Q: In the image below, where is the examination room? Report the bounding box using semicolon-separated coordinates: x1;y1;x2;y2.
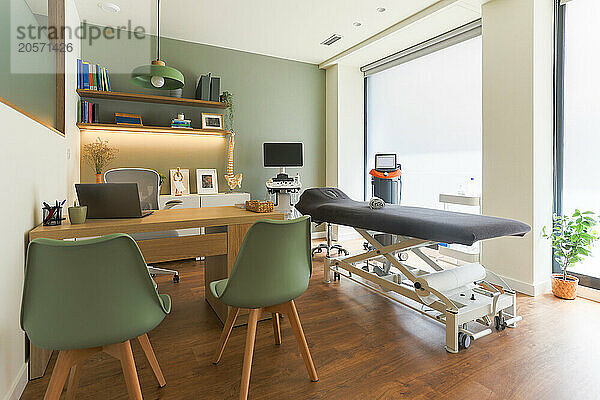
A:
2;0;600;399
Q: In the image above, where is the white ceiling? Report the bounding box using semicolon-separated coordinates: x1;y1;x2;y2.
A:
25;0;485;66
322;0;482;68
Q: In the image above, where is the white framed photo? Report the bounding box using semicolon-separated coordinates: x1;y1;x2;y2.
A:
201;113;224;130
196;169;219;194
170;168;190;196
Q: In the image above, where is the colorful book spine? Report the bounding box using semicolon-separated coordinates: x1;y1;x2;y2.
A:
82;62;89;89
77;59;82;89
78;61;111;92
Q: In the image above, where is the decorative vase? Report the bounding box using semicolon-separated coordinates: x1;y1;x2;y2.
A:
68;206;87;224
551;273;579;300
95;173;102;183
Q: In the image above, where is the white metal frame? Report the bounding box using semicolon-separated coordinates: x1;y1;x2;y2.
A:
324;228;522;353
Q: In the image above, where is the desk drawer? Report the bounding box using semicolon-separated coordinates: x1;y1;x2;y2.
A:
136;232;227;263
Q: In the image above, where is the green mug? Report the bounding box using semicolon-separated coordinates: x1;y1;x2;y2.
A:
68;206;87;224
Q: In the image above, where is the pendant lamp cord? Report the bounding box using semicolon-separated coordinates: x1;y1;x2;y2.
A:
156;0;161;61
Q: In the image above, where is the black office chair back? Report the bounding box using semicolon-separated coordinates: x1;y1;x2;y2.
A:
104;168;160;210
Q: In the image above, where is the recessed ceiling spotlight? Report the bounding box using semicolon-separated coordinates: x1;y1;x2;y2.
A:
377;7;386;12
353;21;362;27
98;2;120;13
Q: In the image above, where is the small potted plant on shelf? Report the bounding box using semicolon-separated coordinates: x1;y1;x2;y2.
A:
82;137;118;183
543;210;599;299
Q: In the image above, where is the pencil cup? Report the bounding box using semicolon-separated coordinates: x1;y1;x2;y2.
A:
68;206;87;224
42;206;63;226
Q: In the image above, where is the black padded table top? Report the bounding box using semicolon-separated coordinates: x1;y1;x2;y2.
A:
295;188;531;246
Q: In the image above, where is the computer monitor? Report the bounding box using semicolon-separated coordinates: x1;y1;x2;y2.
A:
263;142;303;168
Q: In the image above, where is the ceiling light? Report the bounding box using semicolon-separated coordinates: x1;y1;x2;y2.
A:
130;0;185;90
377;7;386;12
98;2;120;13
353;22;362;27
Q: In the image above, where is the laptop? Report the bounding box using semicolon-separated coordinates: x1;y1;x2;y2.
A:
75;183;154;219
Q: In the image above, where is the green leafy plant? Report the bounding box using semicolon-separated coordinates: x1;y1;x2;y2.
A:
159;173;167;187
82;137;118;174
543;210;600;281
222;91;235;132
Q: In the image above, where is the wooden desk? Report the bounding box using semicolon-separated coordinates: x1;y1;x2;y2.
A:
28;206;284;379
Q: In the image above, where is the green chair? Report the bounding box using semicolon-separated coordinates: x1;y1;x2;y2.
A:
21;233;171;400
211;216;318;400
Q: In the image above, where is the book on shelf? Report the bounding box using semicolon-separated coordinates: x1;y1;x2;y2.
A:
77;59;112;91
171;117;192;128
78;100;99;124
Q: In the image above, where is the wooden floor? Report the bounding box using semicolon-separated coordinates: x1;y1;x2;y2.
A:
20;241;600;399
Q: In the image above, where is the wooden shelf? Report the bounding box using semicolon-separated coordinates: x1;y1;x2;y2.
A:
76;89;229;109
77;123;230;137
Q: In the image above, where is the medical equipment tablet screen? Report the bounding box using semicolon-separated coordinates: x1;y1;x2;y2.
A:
263;142;303;167
375;154;397;170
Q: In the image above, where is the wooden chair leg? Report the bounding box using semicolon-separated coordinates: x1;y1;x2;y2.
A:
115;341;143;400
214;307;240;364
285;300;319;382
44;351;76;400
137;333;166;387
240;309;261;400
44;348;99;400
65;363;82;400
272;313;282;345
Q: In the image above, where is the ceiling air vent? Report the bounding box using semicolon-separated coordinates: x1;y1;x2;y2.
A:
320;34;342;46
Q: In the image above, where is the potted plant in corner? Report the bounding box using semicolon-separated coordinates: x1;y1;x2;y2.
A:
82;137;118;183
543;210;599;299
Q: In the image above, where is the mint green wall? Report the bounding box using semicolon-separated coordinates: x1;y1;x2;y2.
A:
0;0;55;127
81;26;326;200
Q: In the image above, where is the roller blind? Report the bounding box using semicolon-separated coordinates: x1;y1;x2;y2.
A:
361;19;481;76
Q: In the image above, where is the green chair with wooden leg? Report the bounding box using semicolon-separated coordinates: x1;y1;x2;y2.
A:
21;233;171;400
210;216;318;400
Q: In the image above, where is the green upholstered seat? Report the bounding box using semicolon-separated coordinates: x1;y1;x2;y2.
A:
21;233;171;351
210;216;312;309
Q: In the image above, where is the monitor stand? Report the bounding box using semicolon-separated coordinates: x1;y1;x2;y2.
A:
273;168;293;182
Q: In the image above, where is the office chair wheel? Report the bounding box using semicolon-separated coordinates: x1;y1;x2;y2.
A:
458;332;471;349
398;252;408;261
173;275;180;283
333;272;340;281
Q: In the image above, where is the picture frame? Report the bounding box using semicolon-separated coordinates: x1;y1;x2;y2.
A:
170;167;190;196
201;113;224;130
196;169;219;194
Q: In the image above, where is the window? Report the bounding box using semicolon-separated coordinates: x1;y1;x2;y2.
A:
365;33;482;208
556;0;600;287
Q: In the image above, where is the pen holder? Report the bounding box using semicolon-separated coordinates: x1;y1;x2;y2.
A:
43;206;63;226
68;206;87;224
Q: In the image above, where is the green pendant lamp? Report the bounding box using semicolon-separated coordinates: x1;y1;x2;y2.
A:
131;0;184;90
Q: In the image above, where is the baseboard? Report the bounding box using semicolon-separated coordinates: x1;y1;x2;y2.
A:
311;231;326;239
3;363;27;400
337;230;361;241
497;275;551;296
578;285;600;303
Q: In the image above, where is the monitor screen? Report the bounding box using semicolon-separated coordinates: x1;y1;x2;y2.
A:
263;142;303;167
375;154;397;170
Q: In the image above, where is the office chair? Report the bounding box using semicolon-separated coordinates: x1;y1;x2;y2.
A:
311;222;349;257
210;216;318;400
104;168;182;282
21;234;171;400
